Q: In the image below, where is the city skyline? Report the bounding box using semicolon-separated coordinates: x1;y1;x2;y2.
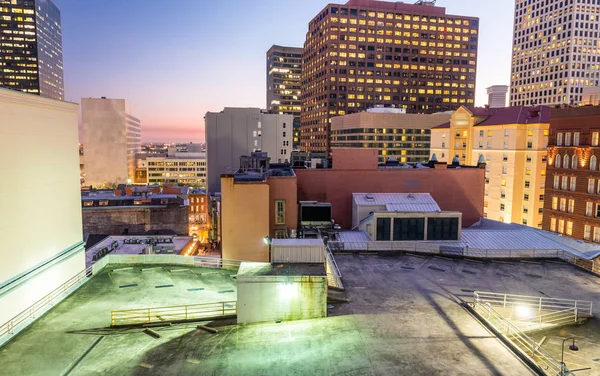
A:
55;0;515;142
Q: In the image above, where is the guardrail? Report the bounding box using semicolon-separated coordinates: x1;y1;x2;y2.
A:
1;254;243;348
111;301;237;327
327;241;600;277
474;291;593;319
0;265;95;347
325;247;344;290
473;297;575;376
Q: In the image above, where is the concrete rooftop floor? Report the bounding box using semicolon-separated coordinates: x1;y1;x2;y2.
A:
1;255;599;375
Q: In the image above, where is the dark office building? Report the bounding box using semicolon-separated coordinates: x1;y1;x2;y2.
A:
267;45;303;149
301;0;479;154
0;0;64;100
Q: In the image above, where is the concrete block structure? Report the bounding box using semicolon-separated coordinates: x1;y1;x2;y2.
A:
0;88;84;331
236;262;327;324
205;108;293;193
486;85;508;108
81;98;141;187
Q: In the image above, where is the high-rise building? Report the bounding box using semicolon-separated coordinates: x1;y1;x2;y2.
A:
486;85;508;108
267;45;302;150
81;98;141;187
430;106;550;227
330;108;451;163
301;0;479;154
543;105;600;242
0;88;84;339
0;0;64;100
205;107;293;193
509;0;600;107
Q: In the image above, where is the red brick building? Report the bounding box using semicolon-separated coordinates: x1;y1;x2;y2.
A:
301;0;479;153
543;105;600;242
295;149;484;228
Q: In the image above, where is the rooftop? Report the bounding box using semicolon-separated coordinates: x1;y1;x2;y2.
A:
3;255;599;375
271;239;324;247
237;262;327;278
353;192;442;212
433;106;551;129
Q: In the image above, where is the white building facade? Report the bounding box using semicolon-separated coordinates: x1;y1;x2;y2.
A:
81;98;141;187
0;88;85;344
510;0;600;106
141;151;207;187
205;107;293;193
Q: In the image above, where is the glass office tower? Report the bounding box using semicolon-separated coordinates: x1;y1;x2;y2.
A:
0;0;64;100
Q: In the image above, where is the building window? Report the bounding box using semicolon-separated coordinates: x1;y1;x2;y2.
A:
572;155;578;169
570;177;576;192
504;129;510;137
566;221;573;236
558;219;565;234
573;132;580;146
550;217;557;232
479;130;484;137
487;141;491;149
555;154;561;168
275;229;287;239
593;132;600;147
594;227;600;243
502;166;508;174
552;197;558;210
596;203;600;218
275;200;285;224
523;207;528;214
376;217;392;241
557;133;563;146
527;141;533;149
562;176;568;191
522;219;528;225
591;155;597;171
525;181;531;189
568;199;575;214
503;141;509;149
524;194;529;201
503;154;508;162
501;179;506;187
560;198;567;212
500;204;505;211
589;179;595;194
587;202;593;217
584;225;592;240
539;195;544;201
563;154;570;169
553;176;559;189
565;133;572;146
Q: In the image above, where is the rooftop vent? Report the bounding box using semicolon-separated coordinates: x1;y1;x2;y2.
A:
407;194;415;199
365;194;374;200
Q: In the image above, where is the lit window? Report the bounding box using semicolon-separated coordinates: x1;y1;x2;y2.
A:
275;200;285;225
584;225;591;240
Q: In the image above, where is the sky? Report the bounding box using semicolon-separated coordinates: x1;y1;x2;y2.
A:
53;0;515;143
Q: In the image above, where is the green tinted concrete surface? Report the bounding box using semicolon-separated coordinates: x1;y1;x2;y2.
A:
3;255;599;375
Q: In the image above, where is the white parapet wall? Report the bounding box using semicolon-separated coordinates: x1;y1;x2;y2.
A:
0;89;85;331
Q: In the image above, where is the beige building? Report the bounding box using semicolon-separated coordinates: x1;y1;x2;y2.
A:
81;98;141;187
431;106;550;227
0;88;84;339
139;151;207;187
330;109;452;163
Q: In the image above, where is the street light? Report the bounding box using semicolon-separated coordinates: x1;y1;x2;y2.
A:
560;337;579;376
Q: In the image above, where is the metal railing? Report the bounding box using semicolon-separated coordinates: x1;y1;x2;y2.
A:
473;297;575;376
111;301;237;327
325;246;344;290
327;241;600;277
1;254;242;347
0;265;95;345
473;292;593;318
